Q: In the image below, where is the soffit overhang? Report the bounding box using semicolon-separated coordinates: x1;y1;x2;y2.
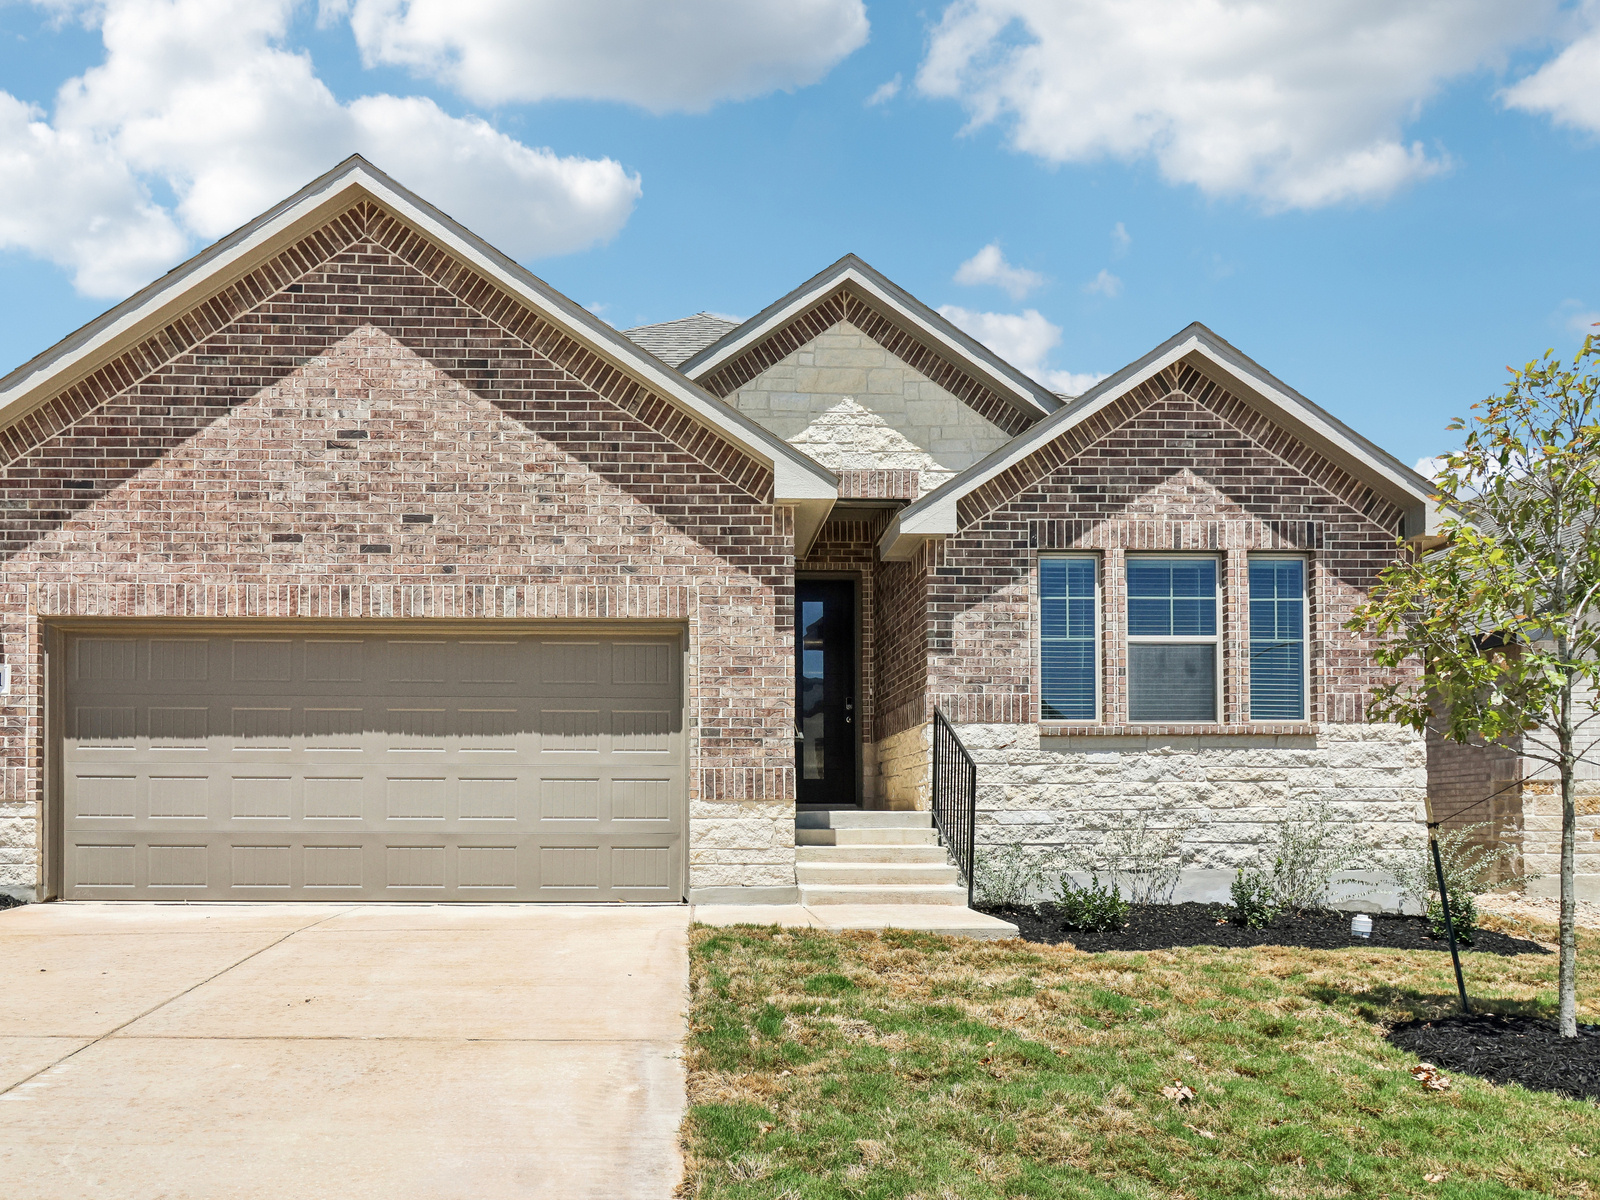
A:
878;322;1450;561
0;155;838;541
679;254;1064;426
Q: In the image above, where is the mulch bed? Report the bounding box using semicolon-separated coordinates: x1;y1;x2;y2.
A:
1388;1014;1600;1102
0;894;20;912
977;900;1550;957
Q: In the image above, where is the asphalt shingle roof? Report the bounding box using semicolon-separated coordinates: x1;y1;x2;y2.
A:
621;312;740;368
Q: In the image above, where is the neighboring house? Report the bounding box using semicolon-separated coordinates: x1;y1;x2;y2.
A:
1427;674;1600;900
0;157;1443;907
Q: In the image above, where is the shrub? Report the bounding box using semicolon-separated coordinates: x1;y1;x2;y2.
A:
1247;798;1375;914
1229;866;1279;928
1387;822;1529;937
1427;891;1480;946
1100;814;1196;905
1056;870;1130;932
971;841;1047;906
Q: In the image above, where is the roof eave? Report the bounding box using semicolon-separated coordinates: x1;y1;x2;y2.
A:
680;254;1063;422
0;155;837;505
879;322;1444;557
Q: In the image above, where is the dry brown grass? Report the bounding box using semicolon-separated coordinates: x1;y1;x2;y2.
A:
681;924;1600;1199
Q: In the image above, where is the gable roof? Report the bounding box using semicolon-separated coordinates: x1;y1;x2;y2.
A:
678;254;1063;428
0;155;838;547
622;312;740;367
878;321;1447;560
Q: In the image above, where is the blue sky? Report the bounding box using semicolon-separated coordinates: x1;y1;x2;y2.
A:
3;1;1599;470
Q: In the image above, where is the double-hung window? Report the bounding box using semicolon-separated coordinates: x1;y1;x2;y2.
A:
1039;556;1098;721
1126;557;1219;722
1248;557;1306;720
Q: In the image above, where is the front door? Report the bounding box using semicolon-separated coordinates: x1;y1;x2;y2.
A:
795;579;858;806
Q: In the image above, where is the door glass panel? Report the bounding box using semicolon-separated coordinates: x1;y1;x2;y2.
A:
795;581;857;805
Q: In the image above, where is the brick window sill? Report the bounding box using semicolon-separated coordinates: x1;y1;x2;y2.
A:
1040;722;1316;738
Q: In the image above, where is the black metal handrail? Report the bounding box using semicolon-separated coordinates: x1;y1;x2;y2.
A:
931;707;978;905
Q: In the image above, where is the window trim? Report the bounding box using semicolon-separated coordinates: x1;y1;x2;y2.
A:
1124;552;1223;724
1246;553;1310;723
1037;552;1101;725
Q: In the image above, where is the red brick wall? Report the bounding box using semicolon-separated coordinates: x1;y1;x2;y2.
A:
873;541;931;741
925;364;1410;728
0;203;797;881
799;516;881;749
1426;718;1524;877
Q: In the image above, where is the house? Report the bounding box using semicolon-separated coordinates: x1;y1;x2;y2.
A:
0;157;1439;907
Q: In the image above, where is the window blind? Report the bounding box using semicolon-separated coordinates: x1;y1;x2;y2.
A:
1128;644;1217;721
1249;559;1306;720
1126;558;1218;722
1040;557;1096;720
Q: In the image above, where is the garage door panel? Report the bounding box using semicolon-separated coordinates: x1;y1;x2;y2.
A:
61;631;684;901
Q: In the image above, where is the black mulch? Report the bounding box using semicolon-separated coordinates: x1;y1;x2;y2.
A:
1388;1014;1600;1102
977;900;1551;957
0;893;20;912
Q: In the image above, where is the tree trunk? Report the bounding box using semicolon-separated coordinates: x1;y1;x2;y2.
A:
1560;712;1578;1038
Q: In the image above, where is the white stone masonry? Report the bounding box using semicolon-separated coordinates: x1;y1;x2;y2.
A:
732;320;1010;494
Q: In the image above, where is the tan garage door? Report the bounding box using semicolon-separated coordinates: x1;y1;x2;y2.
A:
60;630;684;900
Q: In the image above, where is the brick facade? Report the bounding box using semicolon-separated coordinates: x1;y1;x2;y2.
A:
0;201;798;896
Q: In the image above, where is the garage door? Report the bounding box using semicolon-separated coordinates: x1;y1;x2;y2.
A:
59;630;684;900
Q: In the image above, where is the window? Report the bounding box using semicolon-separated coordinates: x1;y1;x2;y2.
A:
1249;557;1306;720
1126;557;1218;722
1039;556;1098;721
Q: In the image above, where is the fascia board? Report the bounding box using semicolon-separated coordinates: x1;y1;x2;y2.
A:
877;492;957;561
682;259;1060;419
0;164;376;431
881;323;1444;557
0;156;836;504
323;167;837;500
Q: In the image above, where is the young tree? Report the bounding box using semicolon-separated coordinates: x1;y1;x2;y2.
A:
1351;341;1600;1036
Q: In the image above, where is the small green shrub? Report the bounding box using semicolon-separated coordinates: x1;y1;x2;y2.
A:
1229;866;1279;928
1056;870;1130;932
1427;891;1479;946
972;841;1047;906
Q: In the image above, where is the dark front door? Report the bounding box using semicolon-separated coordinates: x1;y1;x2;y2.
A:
796;579;858;806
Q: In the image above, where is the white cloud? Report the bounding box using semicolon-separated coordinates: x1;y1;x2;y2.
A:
1082;268;1121;298
953;242;1044;300
347;0;869;113
916;0;1555;210
1414;455;1447;480
1503;6;1600;131
866;74;902;107
1111;222;1130;255
1557;299;1600;337
3;0;642;297
938;302;1104;395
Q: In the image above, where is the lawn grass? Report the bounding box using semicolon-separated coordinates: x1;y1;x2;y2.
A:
680;916;1600;1199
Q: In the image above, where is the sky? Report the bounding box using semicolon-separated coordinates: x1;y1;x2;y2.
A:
3;1;1600;472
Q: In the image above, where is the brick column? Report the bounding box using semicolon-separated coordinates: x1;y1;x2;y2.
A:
1223;548;1248;724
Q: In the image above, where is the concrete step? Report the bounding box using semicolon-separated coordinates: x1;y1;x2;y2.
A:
795;810;933;830
799;883;971;906
795;827;940;847
795;844;949;864
795;861;962;887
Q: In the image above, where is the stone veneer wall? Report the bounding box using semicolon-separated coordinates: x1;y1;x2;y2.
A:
728;320;1010;495
0;201;797;900
877;722;931;811
959;722;1427;906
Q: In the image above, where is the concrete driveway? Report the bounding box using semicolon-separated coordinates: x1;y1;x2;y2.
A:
0;903;689;1200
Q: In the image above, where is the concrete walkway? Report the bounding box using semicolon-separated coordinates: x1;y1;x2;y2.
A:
0;903;689;1200
692;903;1018;938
